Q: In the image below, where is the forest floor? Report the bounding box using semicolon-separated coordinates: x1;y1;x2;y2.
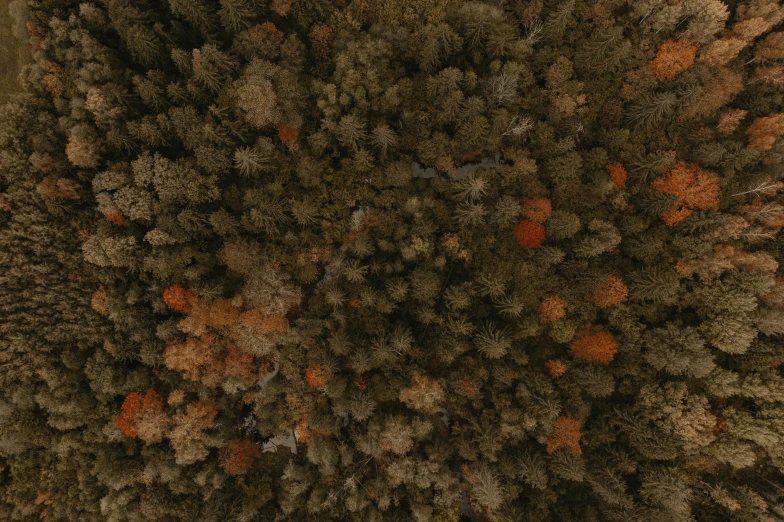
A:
0;0;30;103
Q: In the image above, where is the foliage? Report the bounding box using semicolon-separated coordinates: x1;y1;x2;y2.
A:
3;0;784;521
649;162;721;225
570;327;619;364
513;219;546;248
648;38;699;81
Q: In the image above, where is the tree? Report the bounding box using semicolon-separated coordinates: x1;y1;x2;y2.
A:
522;197;552;224
378;416;414;455
539;294;567;323
606;162;627;191
473;323;512;359
639;467;693;516
168;397;220;465
36;176;80;201
467;461;504;512
309;23;334;60
218;0;255;33
168;0;215;33
235;60;282;128
648;38;699;81
643;323;715;378
570;327;619;364
546;359;567;378
755;31;784;62
546;416;582;455
65;135;100;168
514;219;546;248
117;389;170;444
399;374;444;413
593;273;628;308
649;162;721;225
747;113;784;151
717;109;747;135
305;364;331;388
219;438;257;475
163;284;197;312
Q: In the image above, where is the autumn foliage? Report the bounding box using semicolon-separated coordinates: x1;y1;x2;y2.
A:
570;327;619;364
545;359;567;379
42;74;62;97
104;212;126;226
605;163;627;191
163;285;196;312
117;392;143;438
522;197;552;224
649;162;721;225
593;273;628;308
717;109;747;135
278;124;298;144
309;23;334;59
36;176;80;201
460;378;479;397
648;38;699;81
219;438;257;475
90;286;110;316
747;113;784;152
270;0;292;16
117;389;169;443
513;220;546;249
295;415;324;443
305;364;331;388
539;294;567;324
546;416;583;455
161;284;291;388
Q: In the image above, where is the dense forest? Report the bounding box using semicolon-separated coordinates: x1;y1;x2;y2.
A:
2;0;784;520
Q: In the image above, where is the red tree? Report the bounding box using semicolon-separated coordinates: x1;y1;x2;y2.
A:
117;389;169;443
278;124;298;145
513;220;546;249
219;438;257;475
545;359;567;379
546;416;583;455
305;364;331;388
163;285;197;312
570;327;619;364
606;162;627;191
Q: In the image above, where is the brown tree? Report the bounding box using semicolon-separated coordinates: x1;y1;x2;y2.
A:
399;374;444;413
570;326;619;364
747;113;784;151
649;38;699;81
593;273;628;308
539;294;567;324
546;416;582;455
65;136;100;168
649;162;721;225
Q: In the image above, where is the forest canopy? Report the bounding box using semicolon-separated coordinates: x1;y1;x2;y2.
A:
2;0;784;521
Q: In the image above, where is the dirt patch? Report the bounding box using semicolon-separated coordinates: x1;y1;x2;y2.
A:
0;0;31;102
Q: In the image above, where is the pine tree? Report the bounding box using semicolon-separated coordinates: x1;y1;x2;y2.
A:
218;0;255;33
